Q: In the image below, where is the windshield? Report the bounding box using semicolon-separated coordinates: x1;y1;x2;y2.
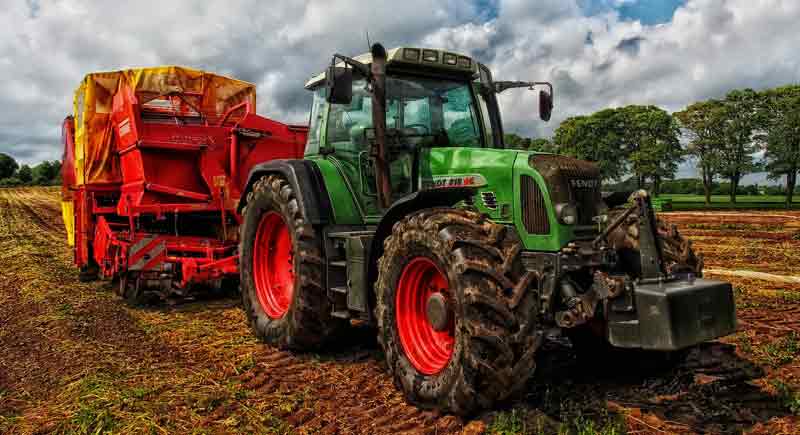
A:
326;75;482;148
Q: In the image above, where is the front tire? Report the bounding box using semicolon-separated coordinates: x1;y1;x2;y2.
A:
240;174;343;350
376;208;541;415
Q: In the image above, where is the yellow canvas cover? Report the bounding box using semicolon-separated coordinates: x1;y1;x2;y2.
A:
61;200;75;246
71;66;256;185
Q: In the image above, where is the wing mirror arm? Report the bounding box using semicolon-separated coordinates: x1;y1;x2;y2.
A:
493;81;554;121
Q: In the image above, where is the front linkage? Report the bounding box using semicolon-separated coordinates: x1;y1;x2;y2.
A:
545;190;736;351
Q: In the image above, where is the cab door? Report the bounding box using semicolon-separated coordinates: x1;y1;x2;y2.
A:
323;79;384;221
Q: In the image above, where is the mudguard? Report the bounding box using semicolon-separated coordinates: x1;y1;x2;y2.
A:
238;160;333;225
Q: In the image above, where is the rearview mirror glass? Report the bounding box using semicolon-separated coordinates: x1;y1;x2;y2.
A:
326;66;353;105
539;90;553;121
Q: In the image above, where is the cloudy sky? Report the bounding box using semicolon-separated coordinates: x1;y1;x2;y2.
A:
1;0;799;180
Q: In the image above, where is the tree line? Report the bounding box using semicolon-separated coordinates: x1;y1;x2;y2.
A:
508;84;800;206
0;153;62;187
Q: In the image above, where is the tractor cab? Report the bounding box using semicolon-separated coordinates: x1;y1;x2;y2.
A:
302;46;563;231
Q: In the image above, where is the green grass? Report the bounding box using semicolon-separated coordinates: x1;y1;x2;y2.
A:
487;408;626;435
656;194;800;210
737;331;800;367
771;379;800;415
487;409;524;435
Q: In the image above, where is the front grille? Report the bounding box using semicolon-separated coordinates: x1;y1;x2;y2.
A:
529;154;602;226
521;175;550;234
480;191;497;209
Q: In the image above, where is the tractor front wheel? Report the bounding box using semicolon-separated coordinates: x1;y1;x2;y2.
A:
239;174;343;350
376;208;540;415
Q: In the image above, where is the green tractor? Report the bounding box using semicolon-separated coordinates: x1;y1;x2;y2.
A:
237;44;736;415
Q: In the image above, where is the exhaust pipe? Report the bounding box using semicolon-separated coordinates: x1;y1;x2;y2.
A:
369;43;392;209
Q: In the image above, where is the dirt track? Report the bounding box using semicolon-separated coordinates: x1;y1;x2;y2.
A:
1;187;799;434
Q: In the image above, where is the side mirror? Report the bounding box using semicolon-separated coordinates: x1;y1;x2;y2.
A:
539;90;553;121
326;66;353;105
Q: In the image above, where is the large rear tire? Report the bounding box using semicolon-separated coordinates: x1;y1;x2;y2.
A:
240;174;343;350
376;208;540;415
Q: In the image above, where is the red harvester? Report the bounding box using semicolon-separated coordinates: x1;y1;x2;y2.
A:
61;66;307;301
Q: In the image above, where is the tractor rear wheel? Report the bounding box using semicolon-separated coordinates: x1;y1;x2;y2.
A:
376;208;540;415
239;174;343;350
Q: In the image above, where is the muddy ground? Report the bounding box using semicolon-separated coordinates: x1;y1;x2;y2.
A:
0;187;798;434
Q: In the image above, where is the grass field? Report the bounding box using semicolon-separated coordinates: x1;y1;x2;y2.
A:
657;194;800;210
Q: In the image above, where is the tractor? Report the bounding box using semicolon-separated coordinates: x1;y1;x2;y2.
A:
236;44;737;414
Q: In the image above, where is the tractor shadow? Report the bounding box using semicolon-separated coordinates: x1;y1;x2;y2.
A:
524;338;790;434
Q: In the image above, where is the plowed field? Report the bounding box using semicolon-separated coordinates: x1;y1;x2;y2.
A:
1;187;799;434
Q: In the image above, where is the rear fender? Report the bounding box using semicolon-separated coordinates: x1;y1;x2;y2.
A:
237;160;332;225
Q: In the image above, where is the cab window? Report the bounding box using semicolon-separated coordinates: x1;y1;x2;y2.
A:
305;87;327;154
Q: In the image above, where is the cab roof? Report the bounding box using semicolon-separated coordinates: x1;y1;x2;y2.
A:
305;47;479;89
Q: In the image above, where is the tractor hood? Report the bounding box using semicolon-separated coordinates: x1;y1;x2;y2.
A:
420;147;605;251
420;147;521;222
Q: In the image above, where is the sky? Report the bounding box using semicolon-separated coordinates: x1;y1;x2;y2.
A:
1;0;799;182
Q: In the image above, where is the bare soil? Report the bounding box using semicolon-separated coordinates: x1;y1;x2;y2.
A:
0;188;798;434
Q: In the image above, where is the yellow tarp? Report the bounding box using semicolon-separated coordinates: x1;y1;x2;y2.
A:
61;200;75;247
72;66;257;186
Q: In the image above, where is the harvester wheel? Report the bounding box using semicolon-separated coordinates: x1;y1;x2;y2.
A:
240;174;343;350
78;263;100;282
117;272;148;306
376;208;540;415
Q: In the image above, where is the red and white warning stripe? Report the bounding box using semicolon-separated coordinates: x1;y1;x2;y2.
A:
127;236;166;271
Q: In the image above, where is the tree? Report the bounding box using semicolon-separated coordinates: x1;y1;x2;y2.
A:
503;133;530;149
553;106;683;189
32;160;61;185
620;105;683;196
553;109;630;180
674;100;727;205
0;153;18;179
758;85;800;206
17;164;33;184
718;89;761;203
529;138;557;152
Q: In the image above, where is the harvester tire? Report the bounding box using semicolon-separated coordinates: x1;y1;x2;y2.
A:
78;263;100;283
117;272;149;306
239;174;343;350
376;208;541;415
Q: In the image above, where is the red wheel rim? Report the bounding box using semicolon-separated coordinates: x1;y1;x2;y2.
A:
395;257;454;375
253;211;294;319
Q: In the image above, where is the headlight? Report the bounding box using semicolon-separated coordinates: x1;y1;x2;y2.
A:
555;203;578;225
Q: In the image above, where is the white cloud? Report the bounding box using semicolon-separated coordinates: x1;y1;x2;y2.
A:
484;0;800;139
0;0;798;169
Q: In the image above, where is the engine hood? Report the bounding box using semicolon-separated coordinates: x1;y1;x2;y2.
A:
420;147;528;222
